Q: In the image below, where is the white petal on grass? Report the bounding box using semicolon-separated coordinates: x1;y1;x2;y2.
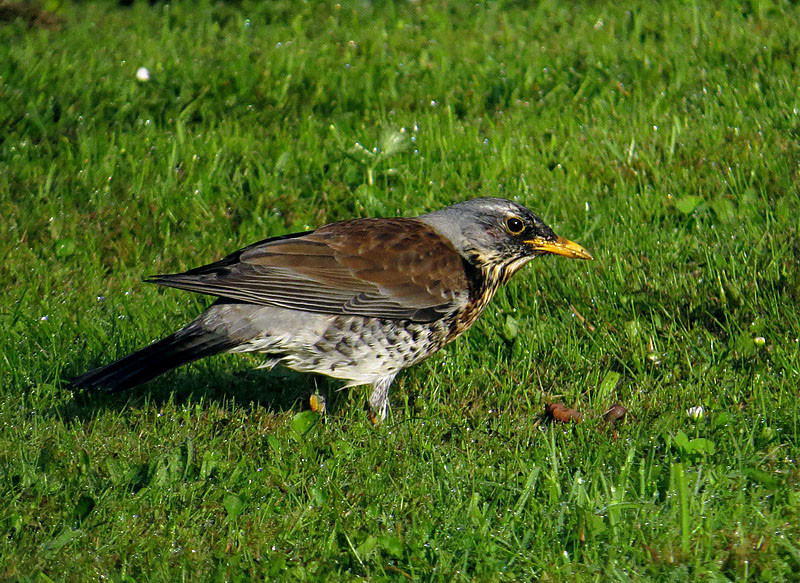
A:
136;67;151;81
687;406;705;421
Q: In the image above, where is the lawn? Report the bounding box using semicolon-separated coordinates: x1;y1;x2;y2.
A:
1;0;799;580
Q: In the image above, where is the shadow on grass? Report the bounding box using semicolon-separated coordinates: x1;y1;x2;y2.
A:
57;362;343;423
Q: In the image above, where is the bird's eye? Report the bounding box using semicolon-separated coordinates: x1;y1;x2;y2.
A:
505;217;525;235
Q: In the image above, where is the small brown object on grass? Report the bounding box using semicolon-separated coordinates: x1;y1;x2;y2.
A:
0;1;61;29
603;403;628;424
545;402;584;423
309;393;326;414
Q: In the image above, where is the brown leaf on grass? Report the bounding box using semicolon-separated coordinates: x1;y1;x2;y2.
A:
545;402;584;423
603;403;628;424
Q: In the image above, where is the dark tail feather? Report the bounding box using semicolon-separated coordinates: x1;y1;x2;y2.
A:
71;327;237;393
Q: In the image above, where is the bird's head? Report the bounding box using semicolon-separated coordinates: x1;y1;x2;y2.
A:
419;197;592;278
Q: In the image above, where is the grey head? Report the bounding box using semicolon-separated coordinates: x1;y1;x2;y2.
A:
418;197;592;272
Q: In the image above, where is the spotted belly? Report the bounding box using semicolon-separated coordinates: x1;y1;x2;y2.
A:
271;315;446;385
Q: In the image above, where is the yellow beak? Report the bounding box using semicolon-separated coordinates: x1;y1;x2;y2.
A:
525;235;593;260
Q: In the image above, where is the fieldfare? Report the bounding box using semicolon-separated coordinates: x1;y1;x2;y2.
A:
72;197;592;421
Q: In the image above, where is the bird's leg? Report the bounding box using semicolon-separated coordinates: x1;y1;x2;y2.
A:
367;374;397;424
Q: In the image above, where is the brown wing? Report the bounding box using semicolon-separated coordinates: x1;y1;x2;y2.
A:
146;218;468;322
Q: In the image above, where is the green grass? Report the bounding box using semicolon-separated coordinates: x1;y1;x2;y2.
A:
2;0;800;580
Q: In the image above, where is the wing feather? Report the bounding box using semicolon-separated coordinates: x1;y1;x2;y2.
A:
146;218;468;322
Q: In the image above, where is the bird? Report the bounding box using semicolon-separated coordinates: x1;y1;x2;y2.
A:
71;197;592;421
